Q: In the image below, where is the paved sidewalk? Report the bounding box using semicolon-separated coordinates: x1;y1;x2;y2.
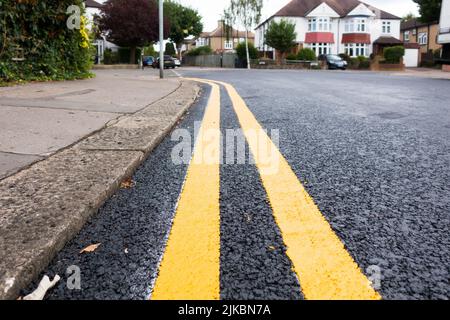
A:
0;69;199;299
391;67;450;80
0;69;180;179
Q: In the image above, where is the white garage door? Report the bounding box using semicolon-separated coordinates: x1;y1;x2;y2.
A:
404;48;419;67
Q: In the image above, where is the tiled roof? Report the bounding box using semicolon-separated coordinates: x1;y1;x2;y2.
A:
373;36;403;44
401;18;439;31
202;24;255;39
257;0;400;28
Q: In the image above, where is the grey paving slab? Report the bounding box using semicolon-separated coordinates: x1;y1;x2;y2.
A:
0;105;118;155
0;152;43;179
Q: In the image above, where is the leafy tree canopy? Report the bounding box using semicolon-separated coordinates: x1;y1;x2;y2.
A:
264;19;297;55
402;12;417;22
413;0;441;23
99;0;170;63
164;1;203;49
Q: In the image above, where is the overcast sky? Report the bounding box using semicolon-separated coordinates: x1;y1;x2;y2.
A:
177;0;419;31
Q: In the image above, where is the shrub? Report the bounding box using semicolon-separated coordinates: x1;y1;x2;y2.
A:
286;53;298;60
357;55;368;62
297;48;316;61
236;42;259;61
165;42;176;56
103;49;119;65
186;46;213;56
0;0;93;84
349;58;360;68
383;46;405;64
358;60;371;69
339;53;351;63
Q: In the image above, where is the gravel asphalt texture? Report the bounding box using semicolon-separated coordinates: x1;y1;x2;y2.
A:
25;69;449;300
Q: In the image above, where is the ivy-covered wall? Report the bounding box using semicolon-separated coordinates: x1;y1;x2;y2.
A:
0;0;93;83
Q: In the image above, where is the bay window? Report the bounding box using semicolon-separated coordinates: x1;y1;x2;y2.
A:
344;43;369;57
308;43;332;56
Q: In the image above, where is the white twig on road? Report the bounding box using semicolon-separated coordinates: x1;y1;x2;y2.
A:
23;275;61;300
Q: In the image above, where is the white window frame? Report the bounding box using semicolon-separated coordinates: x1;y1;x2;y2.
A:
308;17;332;32
404;31;410;41
344;43;369;57
418;32;428;45
196;37;206;47
382;21;391;34
345;18;368;33
224;40;233;50
308;18;317;32
308;43;332;56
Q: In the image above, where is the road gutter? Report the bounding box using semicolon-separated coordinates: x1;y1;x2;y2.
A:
0;80;200;300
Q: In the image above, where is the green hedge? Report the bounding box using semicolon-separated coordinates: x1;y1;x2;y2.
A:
186;46;213;56
236;42;259;61
383;46;405;64
297;48;316;61
0;0;93;84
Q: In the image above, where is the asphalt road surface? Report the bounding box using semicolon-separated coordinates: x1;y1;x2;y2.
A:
26;69;450;300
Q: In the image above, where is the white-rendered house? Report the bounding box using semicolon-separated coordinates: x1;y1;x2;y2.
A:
84;0;119;63
255;0;402;59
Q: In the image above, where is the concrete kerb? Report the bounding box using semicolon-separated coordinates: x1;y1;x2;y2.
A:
0;80;200;300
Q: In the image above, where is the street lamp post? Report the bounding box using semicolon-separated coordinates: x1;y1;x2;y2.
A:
159;0;164;79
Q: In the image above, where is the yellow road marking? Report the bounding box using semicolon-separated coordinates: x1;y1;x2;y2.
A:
203;78;381;300
151;82;221;300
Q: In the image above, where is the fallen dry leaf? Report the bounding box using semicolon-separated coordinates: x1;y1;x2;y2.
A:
120;177;134;189
80;243;101;254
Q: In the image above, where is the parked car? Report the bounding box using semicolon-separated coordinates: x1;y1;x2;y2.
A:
142;56;155;68
152;55;176;69
319;54;347;70
173;58;181;67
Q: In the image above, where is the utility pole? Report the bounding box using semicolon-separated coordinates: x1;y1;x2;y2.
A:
159;0;164;79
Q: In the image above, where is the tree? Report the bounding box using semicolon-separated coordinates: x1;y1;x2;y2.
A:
236;42;258;61
402;13;417;22
165;42;176;56
264;19;297;64
224;0;264;69
164;1;203;58
99;0;170;64
413;0;441;23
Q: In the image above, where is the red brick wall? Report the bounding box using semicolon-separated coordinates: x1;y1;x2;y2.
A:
443;64;450;72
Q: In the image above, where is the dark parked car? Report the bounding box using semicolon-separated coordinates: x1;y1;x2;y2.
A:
152;55;176;69
319;54;347;70
142;56;155;68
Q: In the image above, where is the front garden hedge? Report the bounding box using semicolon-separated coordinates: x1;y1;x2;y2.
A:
0;0;93;84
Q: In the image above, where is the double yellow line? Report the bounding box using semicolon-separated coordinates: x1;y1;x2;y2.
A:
151;78;381;300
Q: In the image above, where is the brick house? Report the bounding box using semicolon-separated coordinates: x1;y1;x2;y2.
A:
400;18;441;65
255;0;401;59
193;20;255;53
